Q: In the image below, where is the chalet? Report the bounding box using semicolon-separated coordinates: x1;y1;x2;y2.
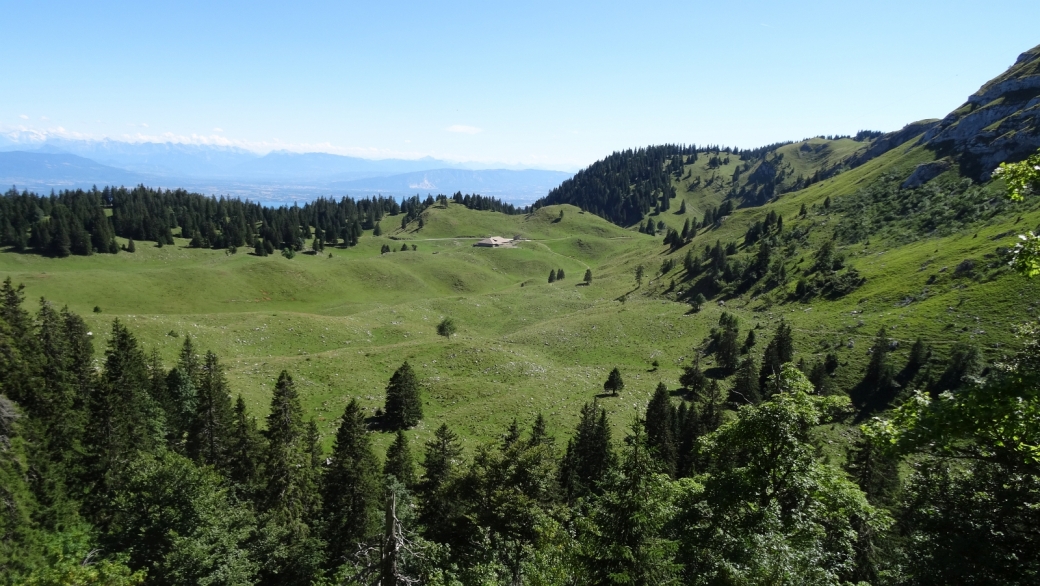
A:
474;237;513;248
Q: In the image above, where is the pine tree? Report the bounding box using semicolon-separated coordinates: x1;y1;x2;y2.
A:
126;238;136;253
322;398;382;565
384;430;415;488
548;269;557;283
603;367;624;396
557;268;565;280
583;269;593;284
645;383;677;476
373;222;382;236
384;361;423;430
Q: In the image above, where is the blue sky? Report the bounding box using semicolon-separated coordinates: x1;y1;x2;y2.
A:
2;0;1039;170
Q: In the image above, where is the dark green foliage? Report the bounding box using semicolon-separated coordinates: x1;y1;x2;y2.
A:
548;269;557;283
187;351;236;473
679;354;706;394
322;399;382;566
436;316;457;338
228;395;264;499
603;366;624;396
534;145;692;226
930;341;983;395
418;423;464;544
730;356;761;405
84;320;164;512
645;383;677;476
758;320;794;394
560;401;615;502
678;366;883;583
854;327;896;413
583;268;593;283
261;371;320;521
575;421;679;585
106;450;258;585
384;430;415;488
384;361;423;429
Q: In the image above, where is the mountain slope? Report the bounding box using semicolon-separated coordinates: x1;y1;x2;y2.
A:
0;151;151;187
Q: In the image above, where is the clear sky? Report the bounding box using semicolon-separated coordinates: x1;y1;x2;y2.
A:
2;0;1039;170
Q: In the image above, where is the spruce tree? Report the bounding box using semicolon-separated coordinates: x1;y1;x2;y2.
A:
731;355;761;405
188;351;235;473
548;269;557;283
261;371;320;521
559;401;614;501
856;327;895;411
384;430;415;488
84;319;163;508
228;395;264;499
384;361;423;430
557;268;565;280
679;354;706;395
758;320;794;394
603;367;624;396
583;269;593;284
418;423;463;542
645;383;677;476
322;399;382;565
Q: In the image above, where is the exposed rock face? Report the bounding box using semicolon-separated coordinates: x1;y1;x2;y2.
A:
846;119;941;169
919;44;1040;179
901;158;953;189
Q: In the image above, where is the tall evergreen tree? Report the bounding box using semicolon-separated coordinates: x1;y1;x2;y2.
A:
228;395;264;499
759;319;794;394
384;430;416;488
603;367;624;396
730;355;761;405
322;399;382;567
257;371;324;585
84;319;164;517
645;383;677;477
856;327;895;412
384;361;423;430
559;401;615;501
187;351;235;472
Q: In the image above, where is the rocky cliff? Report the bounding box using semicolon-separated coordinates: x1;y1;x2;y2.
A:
919;44;1040;179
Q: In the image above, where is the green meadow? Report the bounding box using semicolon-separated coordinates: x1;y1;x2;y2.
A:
3;145;1038;460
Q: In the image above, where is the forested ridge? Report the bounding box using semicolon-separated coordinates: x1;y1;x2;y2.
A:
0;185;526;257
2;273;1038;585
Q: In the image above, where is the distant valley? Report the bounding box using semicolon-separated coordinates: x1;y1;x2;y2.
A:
0;139;573;205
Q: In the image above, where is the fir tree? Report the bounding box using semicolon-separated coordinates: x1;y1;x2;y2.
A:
384;361;423;430
187;351;236;472
583;269;593;284
758;320;794;394
679;354;706;395
228;395;264;499
548;269;557;283
556;268;565;280
603;367;624;396
731;355;761;405
384;430;415;488
261;371;320;521
322;399;382;565
645;383;677;476
559;401;615;501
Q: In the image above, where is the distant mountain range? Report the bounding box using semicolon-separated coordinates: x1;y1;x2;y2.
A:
0;138;572;205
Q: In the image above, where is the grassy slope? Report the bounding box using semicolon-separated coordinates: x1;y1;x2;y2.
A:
3;140;1037;460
